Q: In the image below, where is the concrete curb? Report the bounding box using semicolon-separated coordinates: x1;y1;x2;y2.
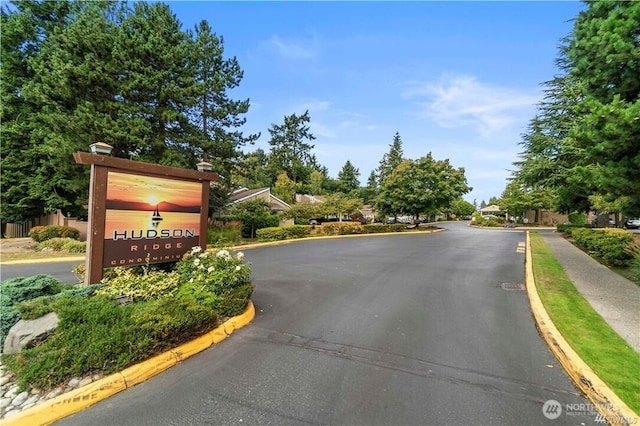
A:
3;300;255;426
525;232;638;425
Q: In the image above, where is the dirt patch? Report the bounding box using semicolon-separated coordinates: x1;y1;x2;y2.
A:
0;238;37;253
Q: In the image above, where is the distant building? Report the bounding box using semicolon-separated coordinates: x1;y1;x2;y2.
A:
225;187;291;213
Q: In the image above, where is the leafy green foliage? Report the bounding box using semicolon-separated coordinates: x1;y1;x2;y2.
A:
29;225;80;242
95;267;180;302
229;199;280;238
0;275;62;307
377;132;405;185
2;247;253;391
376;154;471;220
570;228;635;267
319;193;363;221
512;2;640;216
176;247;252;307
266;110;316;185
337;160;360;193
1;1;254;222
0;274;63;347
207;220;243;246
273;171;296;204
256;225;311;241
37;237;86;253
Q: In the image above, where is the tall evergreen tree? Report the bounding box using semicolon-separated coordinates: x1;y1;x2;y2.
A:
190;20;257;178
1;0;76;222
266;110;316;185
377;131;404;184
337;160;360;194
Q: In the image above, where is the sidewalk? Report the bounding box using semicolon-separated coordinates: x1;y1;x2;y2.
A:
540;232;640;352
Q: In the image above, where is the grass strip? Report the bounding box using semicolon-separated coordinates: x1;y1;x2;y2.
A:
530;232;640;414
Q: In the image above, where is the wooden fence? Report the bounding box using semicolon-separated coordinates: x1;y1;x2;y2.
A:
4;210;88;241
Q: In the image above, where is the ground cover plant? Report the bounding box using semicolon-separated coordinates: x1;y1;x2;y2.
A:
1;247;252;391
529;232;640;413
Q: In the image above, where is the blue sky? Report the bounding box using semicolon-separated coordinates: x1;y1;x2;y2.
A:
168;1;585;205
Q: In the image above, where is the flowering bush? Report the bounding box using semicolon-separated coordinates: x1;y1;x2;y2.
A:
175;247;252;308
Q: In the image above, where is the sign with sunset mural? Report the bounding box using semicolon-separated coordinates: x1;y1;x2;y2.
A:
74;150;217;284
104;171;202;267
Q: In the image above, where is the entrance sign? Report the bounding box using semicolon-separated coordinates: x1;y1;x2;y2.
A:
74;152;218;285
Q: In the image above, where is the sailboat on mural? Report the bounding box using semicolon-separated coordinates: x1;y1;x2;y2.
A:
152;204;163;222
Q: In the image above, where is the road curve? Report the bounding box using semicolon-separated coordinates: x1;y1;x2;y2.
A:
56;222;592;425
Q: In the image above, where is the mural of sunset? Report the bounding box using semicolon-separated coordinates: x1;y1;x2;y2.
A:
103;171;202;266
106;171;201;213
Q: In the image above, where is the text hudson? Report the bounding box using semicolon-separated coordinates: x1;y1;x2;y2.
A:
112;229;196;240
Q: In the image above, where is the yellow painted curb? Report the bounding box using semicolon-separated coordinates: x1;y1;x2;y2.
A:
2;373;127;426
209;325;229;344
120;351;178;388
172;333;215;362
525;232;638;425
0;256;85;265
3;300;255;426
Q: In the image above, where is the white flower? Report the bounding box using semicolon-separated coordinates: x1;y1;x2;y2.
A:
191;246;202;254
189;278;194;283
193;258;201;266
199;252;209;258
236;252;244;261
216;249;230;258
235;265;242;271
198;265;205;270
208;266;215;273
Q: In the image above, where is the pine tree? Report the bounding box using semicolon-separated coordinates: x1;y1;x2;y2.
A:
377;132;404;184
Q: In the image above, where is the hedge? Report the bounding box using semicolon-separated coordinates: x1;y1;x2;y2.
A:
29;225;80;242
256;225;311;241
570;228;635;267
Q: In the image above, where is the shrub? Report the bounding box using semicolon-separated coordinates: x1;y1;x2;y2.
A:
2;247;254;391
95;266;180;302
626;238;640;283
207;221;243;247
362;224;408;233
176;247;252;307
36;237;86;252
0;275;63;307
0;275;63;347
256;225;311;241
17;284;102;320
29;225;80;242
556;223;593;234
320;222;365;235
215;283;255;317
568;213;587;225
571;228;634;266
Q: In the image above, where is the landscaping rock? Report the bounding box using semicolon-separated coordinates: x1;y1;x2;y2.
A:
3;312;59;355
10;391;29;407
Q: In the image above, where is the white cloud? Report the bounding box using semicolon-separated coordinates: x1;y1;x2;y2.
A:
291;99;332;114
403;74;540;138
262;34;320;61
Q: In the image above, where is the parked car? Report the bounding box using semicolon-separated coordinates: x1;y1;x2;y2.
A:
625;218;640;229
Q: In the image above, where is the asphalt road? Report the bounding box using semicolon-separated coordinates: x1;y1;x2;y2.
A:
0;259;83;284
44;223;592;424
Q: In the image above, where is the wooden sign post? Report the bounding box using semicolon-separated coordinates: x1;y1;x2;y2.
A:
74;150;218;285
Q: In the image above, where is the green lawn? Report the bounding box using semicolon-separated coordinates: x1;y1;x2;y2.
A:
530;232;640;414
